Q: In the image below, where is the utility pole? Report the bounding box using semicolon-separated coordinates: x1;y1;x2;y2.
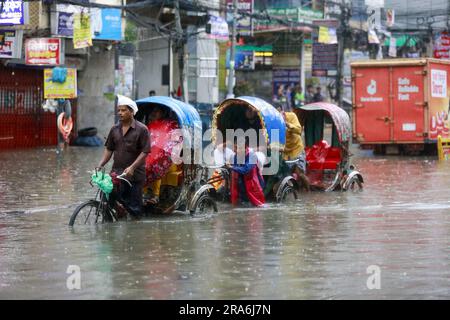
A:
335;1;350;108
226;0;238;98
174;0;188;102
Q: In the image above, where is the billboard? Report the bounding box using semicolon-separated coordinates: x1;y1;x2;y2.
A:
53;5;123;41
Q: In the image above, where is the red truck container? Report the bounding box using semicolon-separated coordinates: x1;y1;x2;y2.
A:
351;58;450;154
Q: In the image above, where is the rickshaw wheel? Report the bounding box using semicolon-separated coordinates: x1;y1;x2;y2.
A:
346;176;363;192
278;185;298;203
69;200;112;226
190;193;218;215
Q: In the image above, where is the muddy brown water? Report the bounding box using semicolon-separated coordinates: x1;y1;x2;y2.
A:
0;146;449;299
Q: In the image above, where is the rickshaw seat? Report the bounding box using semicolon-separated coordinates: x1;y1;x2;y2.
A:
306;141;341;170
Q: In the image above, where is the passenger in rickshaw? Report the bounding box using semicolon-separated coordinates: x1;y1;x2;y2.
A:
226;138;265;207
276;105;306;172
144;104;181;205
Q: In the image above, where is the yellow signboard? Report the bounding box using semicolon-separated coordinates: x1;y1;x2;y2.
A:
318;26;330;44
73;13;92;49
44;68;77;99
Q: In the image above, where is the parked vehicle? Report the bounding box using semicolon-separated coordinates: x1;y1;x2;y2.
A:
294;102;364;191
351;58;450;154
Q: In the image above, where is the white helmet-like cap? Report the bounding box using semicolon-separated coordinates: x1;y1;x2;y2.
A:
117;94;138;115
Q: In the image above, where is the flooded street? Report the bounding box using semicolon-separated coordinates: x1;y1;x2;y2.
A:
0;146;449;299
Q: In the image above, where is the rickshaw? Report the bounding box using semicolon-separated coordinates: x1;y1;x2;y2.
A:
135;96;218;215
294;102;364;191
189;96;300;206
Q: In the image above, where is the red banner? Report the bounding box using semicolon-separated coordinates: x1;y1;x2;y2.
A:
25;38;62;65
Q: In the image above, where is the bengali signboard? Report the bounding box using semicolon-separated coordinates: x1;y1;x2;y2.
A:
255;7;323;31
25;38;62;65
0;29;23;58
312;20;338;77
226;0;253;36
44;68;78;99
0;0;25;25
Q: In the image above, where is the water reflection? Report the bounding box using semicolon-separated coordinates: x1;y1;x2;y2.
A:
0;146;449;299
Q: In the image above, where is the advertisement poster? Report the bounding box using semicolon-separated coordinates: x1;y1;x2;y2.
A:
95;9;122;40
429;66;450;139
431;69;447;98
115;56;134;98
433;32;450;59
57;11;74;37
0;29;23;58
0;0;25;25
73;13;92;49
226;49;255;70
272;68;300;98
226;0;253;36
44;68;77;99
25;38;62;65
54;5;122;41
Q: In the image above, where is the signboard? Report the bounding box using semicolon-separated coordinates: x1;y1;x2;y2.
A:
0;29;23;59
95;9;122;40
226;49;254;70
226;0;253;36
54;5;123;41
255;7;322;31
0;0;25;25
312;20;338;77
207;15;229;41
44;68;78;99
25;38;62;65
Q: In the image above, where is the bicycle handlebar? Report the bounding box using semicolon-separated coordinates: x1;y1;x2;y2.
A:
116;173;132;187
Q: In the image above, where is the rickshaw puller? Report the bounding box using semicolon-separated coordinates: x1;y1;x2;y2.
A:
98;94;151;219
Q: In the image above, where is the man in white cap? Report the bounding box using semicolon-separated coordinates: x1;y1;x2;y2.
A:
97;94;151;219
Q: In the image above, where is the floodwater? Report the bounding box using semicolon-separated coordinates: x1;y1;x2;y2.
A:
0;146;449;299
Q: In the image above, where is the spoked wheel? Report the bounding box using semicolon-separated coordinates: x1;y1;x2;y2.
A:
278;184;298;203
69;200;112;226
346;176;363;192
190;193;218;215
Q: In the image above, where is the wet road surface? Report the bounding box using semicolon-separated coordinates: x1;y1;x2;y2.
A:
0;146;449;299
